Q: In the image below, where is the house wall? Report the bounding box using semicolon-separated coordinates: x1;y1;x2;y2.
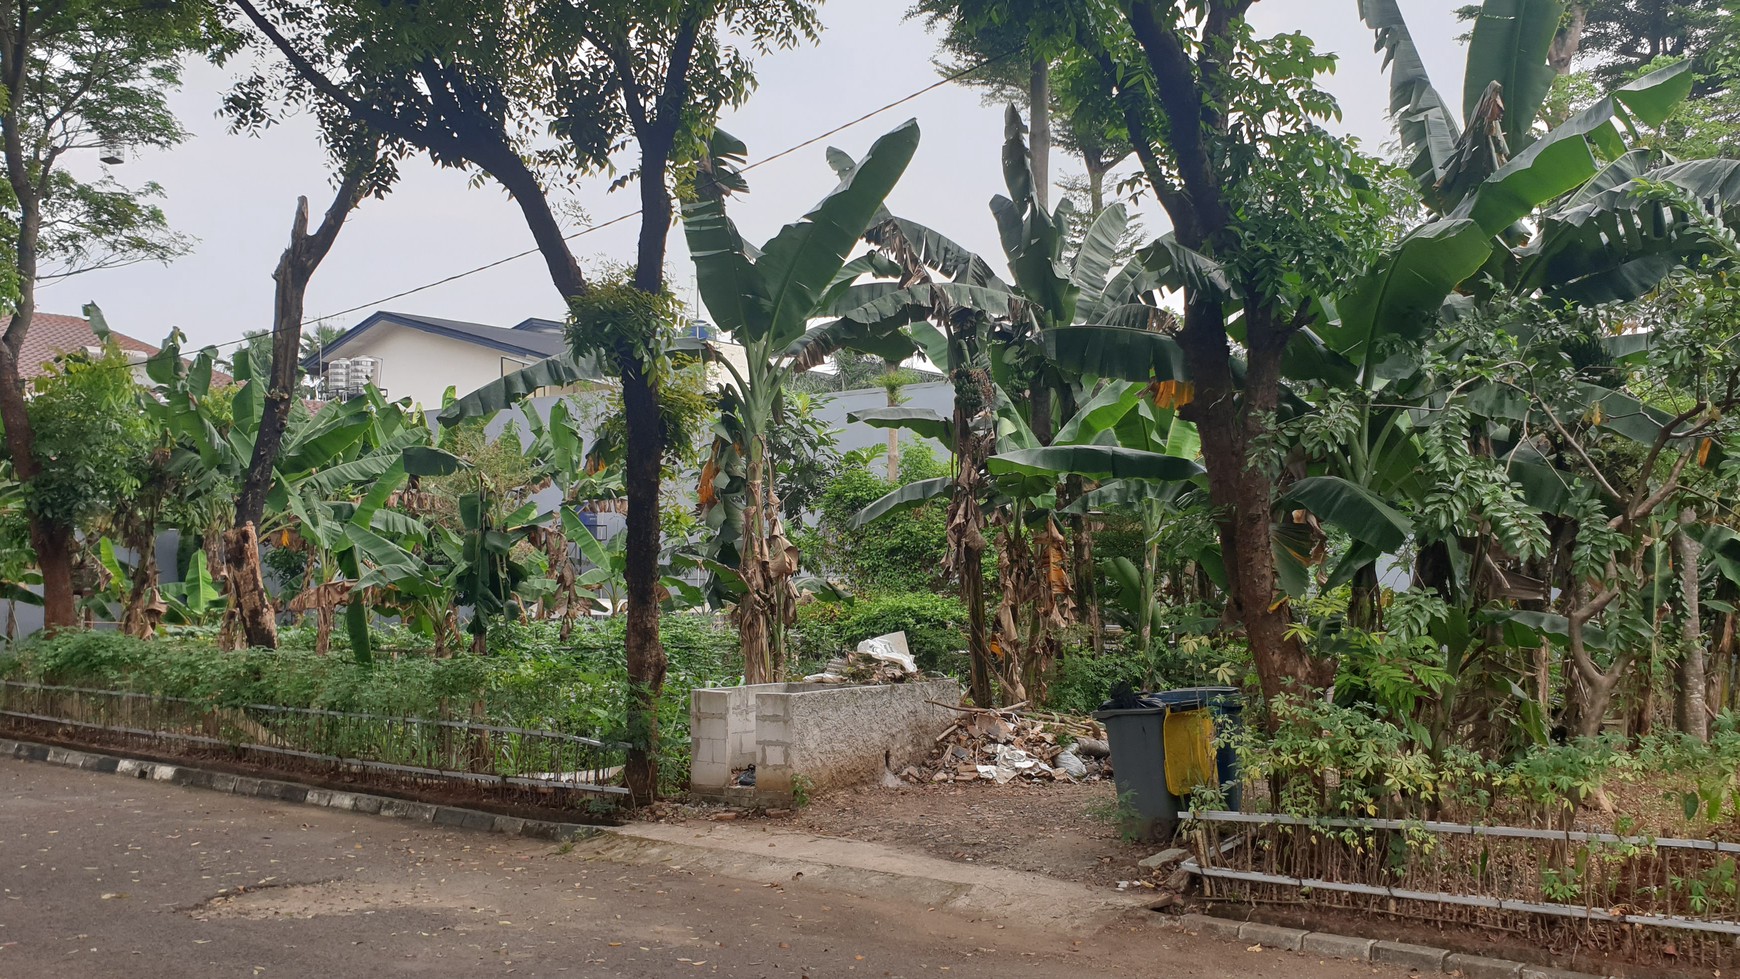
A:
330;322;568;409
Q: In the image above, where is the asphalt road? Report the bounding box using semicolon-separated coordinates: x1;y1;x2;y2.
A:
0;757;1408;978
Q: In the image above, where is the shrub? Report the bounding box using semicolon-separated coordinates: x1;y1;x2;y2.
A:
806;458;950;595
792;592;968;674
2;616;743;798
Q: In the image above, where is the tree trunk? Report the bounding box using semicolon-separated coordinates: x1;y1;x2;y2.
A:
619;135;678;806
1028;57;1051;210
223;524;277;650
29;519;76;632
1;327;78;632
230;173;370;650
1677;507;1708;741
619;358;666;805
884;380;901;481
120;526;161;639
1178;302;1325;707
950;354;995;707
739;437;775;684
1549;5;1587;75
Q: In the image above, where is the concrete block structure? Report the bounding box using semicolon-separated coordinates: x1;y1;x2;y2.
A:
690;679;960;805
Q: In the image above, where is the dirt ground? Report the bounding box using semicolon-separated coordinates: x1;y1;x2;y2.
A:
780;778;1155;889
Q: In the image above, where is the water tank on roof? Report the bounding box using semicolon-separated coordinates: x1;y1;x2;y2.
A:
324;359;350;396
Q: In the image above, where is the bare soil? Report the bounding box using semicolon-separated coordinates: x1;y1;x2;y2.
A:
779;777;1154;888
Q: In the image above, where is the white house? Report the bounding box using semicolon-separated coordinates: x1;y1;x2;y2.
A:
309;310;751;409
306;310;606;408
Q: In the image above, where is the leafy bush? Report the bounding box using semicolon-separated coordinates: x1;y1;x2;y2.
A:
792;592;968;674
804;450;950;595
2;616;742;797
1047;647;1151;716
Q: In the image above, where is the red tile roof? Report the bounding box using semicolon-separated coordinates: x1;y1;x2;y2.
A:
5;311;230;386
6;311;160;381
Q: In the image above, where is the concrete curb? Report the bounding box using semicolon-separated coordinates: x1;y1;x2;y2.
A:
1179;913;1612;979
1;736;600;843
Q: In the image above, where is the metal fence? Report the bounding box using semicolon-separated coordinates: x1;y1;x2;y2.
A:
0;680;628;807
1182;809;1740;970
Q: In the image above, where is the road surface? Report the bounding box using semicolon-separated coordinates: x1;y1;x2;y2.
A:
0;756;1408;978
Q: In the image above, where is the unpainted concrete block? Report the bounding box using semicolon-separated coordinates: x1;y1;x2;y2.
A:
1138;847;1188;870
1238;921;1306;951
1302;932;1375;961
1374;940;1449;971
1180;913;1244;941
1444;952;1522;978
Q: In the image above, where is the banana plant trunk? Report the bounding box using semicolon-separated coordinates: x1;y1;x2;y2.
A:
1139;504;1161;681
950;359;996;707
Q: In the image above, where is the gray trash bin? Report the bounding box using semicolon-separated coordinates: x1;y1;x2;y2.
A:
1093;686;1242;842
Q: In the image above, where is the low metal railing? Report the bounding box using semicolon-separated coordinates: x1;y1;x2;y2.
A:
0;680;628;803
1182;809;1740;970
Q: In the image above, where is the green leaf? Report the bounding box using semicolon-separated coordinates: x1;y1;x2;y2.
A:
1280;475;1413;552
1069;204;1130;311
754;120;921;347
868;214;1007;288
1055;381;1143;445
850;477;953;529
1043;326;1188;383
180;550;222;615
784;315;920;374
1061;478;1194;515
298;427;425;497
402;445;469;477
848;407;954;446
1358;0;1462;190
278;397;372;472
1520;158;1740;303
1611;59;1696;129
347;524;434;593
436;352;599;426
987;446;1204;482
1328;218;1491;367
1463;0;1565;150
563;506;611;569
1138;234;1232;299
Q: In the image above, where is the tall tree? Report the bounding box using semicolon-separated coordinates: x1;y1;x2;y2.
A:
224;134;388;650
0;0;213;630
232;0;818;802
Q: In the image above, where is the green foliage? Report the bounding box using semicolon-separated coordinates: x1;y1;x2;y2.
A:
791;592;968;674
807;465;949;594
22;346;154;531
3;616;741;797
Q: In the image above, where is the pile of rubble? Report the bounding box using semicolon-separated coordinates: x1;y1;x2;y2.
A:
802;632;920;684
908;703;1112;784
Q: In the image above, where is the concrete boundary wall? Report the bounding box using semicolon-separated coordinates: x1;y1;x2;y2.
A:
692;679;960;805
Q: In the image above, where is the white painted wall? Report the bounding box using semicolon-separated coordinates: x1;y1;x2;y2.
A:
328;322;549;408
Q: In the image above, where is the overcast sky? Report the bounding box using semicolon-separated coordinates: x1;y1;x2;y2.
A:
45;1;1467;352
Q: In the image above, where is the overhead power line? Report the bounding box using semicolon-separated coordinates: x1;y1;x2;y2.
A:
60;45;1016;373
298;47;1017;329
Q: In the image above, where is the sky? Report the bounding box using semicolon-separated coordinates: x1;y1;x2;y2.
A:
44;0;1469;353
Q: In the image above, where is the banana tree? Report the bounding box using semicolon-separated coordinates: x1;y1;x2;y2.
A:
855;372;1203;702
680;120;924;684
834;111;1177;701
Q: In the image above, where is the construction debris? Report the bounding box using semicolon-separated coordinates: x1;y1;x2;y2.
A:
912;701;1109;784
801;631;919;684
